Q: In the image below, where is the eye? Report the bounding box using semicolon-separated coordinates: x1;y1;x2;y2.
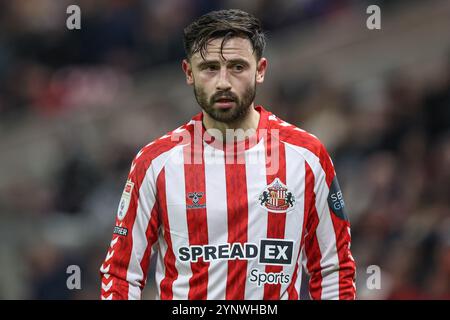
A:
203;64;219;72
232;64;245;72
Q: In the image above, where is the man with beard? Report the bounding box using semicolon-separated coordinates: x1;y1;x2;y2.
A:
100;9;356;300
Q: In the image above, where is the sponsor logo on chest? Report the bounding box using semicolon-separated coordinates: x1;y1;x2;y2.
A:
178;239;294;266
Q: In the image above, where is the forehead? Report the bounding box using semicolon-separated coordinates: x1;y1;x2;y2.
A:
191;37;255;63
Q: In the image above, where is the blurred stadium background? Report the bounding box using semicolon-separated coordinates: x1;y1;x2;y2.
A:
0;0;449;299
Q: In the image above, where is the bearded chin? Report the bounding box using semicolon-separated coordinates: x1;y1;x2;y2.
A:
194;85;256;124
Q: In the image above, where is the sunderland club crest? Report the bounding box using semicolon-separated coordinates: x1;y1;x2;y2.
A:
258;178;295;213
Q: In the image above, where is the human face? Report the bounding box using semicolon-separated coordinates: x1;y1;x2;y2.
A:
182;37;267;124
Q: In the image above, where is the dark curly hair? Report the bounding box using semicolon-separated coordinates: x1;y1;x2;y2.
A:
183;9;266;61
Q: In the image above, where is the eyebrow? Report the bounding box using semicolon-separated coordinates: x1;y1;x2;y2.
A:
196;58;250;69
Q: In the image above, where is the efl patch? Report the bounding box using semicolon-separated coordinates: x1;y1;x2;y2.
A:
258;178;295;213
117;180;134;221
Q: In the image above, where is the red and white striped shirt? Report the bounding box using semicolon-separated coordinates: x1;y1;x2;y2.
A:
100;106;356;300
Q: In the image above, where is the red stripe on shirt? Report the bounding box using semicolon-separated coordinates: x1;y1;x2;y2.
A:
303;162;323;300
286;262;300;299
286;220;307;300
225;145;249;299
263;133;287;299
330;211;355;299
184;141;210;299
286;163;309;300
139;203;160;292
158;168;178;300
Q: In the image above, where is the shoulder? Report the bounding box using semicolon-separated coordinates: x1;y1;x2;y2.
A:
268;113;335;184
128;121;195;176
268;113;326;159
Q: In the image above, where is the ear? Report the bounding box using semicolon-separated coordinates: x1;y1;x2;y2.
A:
256;58;268;84
182;59;194;85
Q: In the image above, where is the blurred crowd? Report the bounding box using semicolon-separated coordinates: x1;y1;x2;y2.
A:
0;0;358;122
0;0;448;299
282;60;450;299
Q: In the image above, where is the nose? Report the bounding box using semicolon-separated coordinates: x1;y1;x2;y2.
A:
216;67;232;91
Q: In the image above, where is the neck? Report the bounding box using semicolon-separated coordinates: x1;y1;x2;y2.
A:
202;104;260;142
